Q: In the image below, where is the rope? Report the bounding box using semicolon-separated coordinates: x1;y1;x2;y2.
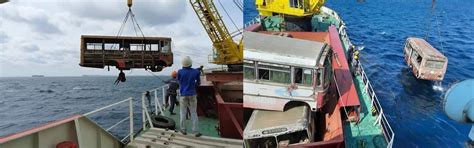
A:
233;0;243;11
147;70;166;82
424;1;434;39
111;9;132;50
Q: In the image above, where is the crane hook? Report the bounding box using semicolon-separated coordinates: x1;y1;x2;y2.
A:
127;0;132;8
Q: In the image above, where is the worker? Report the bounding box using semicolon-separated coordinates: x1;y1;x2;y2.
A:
114;70;126;85
353;50;360;75
162;71;179;115
177;56;201;137
197;65;204;76
348;45;355;64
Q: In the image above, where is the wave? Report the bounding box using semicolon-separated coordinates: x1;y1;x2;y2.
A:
72;86;100;91
38;89;54;93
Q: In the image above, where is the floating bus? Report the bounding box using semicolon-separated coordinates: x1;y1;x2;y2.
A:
403;37;448;81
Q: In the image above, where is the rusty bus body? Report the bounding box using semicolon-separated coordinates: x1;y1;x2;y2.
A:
80;35;173;72
403;37;448;81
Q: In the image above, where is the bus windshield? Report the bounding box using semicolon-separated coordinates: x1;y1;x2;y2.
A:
425;60;444;69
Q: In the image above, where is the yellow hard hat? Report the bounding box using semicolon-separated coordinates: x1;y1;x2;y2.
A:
354;55;359;60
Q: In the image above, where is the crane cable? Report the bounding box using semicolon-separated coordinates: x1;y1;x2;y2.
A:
425;0;446;90
217;0;242;36
425;0;445;53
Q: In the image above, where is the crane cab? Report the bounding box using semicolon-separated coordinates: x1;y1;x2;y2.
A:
403;37;448;81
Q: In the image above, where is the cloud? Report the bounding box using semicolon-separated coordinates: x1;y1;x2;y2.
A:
62;0;187;27
0;32;8;44
0;5;62;35
20;44;40;52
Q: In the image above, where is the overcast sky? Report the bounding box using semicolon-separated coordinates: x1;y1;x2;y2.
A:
0;0;242;77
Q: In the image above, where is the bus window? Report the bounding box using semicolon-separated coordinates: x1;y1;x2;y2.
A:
294;68;303;83
244;60;256;79
411;50;422;66
425;60;444;69
258;69;270;80
294;67;313;86
303;69;313;86
258;62;291;83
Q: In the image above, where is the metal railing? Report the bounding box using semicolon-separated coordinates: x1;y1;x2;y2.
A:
357;63;395;148
244;16;261;29
84;97;134;143
140;84;172;131
81;83;173;144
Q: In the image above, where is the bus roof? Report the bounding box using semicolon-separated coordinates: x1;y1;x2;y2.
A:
244;32;327;67
244;105;310;139
407;37;447;61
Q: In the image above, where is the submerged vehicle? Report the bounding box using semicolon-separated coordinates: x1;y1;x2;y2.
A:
243;0;394;147
403;37;448;81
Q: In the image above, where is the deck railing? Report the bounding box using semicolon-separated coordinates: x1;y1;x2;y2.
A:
140;84;172;131
84;97;134;143
357;63;395;148
244;16;261;29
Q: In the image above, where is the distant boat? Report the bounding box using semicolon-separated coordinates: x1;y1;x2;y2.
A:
31;75;44;77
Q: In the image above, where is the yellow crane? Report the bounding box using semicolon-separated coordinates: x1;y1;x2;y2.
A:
189;0;243;69
255;0;326;17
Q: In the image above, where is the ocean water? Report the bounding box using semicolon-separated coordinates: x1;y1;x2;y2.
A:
0;76;168;140
244;0;473;147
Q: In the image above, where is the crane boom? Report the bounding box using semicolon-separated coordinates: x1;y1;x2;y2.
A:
256;0;326;17
189;0;243;66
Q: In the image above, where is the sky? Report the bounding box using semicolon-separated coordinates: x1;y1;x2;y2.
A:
0;0;242;77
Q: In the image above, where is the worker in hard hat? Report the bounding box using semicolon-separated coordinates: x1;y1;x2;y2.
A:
348;45;356;63
177;56;201;137
352;49;360;75
162;70;179;115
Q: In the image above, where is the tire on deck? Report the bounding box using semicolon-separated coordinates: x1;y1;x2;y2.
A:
151;114;176;130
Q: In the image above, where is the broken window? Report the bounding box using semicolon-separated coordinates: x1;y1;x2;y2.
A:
411;50;421;66
294;67;313;86
258;62;290;83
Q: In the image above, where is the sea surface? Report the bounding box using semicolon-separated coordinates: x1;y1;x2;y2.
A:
0;76;168;140
245;0;473;147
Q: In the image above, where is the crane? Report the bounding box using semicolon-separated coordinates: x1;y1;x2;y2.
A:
255;0;326;17
189;0;243;71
